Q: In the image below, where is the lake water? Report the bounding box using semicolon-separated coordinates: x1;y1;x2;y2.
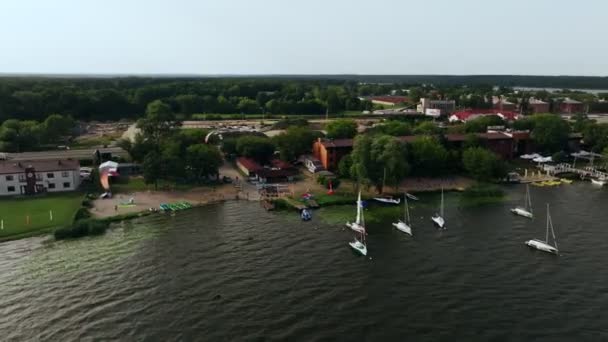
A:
0;183;607;341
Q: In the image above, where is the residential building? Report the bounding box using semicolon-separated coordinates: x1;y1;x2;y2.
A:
416;98;456;116
559;98;585;114
236;157;297;183
0;159;81;196
492;96;517;112
528;98;550;113
312;138;355;171
449;109;520;123
312;132;535;170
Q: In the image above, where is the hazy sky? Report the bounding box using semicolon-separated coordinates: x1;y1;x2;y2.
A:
1;0;606;75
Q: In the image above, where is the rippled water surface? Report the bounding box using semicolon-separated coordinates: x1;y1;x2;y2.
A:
1;183;608;341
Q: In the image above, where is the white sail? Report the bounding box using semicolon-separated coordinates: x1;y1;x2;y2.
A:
348;191;368;255
511;184;533;219
347;191;366;234
431;187;445;228
393;193;412;236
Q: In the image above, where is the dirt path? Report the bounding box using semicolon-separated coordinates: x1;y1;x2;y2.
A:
90;184;240;218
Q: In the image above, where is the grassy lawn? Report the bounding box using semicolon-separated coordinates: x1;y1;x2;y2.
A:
0;192;84;240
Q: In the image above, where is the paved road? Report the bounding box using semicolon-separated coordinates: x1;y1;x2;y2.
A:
4;147;129;161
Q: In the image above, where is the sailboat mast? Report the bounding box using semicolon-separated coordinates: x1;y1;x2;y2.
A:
440;188;444;217
526;184;532;212
545;203;550;243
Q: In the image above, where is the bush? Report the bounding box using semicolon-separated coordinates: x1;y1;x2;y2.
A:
463;184;504;198
81;199;93;208
54;219;110;240
74;207;92;221
317;175;340;189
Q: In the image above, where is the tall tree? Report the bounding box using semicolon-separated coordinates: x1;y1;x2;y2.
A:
408;136;448;177
186;144;223;182
326;119;357;139
137;100;181;149
236;136;276;162
143;151;162;190
462;147;506;181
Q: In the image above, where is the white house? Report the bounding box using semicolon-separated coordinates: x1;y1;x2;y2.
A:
0;159;81;196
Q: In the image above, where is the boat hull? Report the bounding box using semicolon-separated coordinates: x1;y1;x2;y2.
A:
392;221;412;236
349;240;368;256
525;239;558;254
373;198;400;205
431;215;445;229
511;207;533;219
591;179;606;186
346;222;366;234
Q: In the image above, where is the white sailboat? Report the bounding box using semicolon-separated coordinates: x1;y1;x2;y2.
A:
525;204;559;255
431;187;445;229
511;184;533;219
373;196;401;205
392;193;412;236
346;191;366;234
591;178;606;186
346;191;367;255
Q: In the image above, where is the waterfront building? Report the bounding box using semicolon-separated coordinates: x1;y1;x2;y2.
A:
416;98;456;115
0;159;81;196
559;98;585;114
528;98;550;113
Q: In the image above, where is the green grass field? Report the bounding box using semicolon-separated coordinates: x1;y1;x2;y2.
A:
0;193;84;239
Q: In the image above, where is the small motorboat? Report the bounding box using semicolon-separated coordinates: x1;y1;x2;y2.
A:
373;196;401;205
301;209;312;221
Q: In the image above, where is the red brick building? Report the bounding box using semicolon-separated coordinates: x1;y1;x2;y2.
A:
559;98;585;114
313;132;533;170
528;98;550;113
312;138;354;171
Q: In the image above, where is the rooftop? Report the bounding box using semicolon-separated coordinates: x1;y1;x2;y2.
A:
368;96;409;104
0;159;80;175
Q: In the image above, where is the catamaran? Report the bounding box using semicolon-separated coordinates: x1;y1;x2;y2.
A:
511;184;533;219
525;204;559;255
346;191;366;234
346;191;367;255
392;193;412;236
431;187;445;229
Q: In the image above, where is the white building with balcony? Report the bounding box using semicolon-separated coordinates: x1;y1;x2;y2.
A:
0;159;81;196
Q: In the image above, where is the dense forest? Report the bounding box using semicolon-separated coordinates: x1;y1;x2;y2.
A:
1;76;608;123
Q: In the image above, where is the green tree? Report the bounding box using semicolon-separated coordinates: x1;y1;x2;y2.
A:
186;144;223;182
413;121;441;135
143;151;162;190
338;154;353;178
350;135;409;193
377;121;412;136
326;119;357;139
408;136;448;176
529;114;570;152
462;147;506;181
236;136;275;162
137;100;181;149
464;116;505;133
273;127;321;161
175;94;204;115
42;114;75;143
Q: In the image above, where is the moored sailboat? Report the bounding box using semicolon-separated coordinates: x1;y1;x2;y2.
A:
346;191;367;255
525;203;559;255
392;193;412;236
346;191;366;234
431;187;446;229
511;184;533;219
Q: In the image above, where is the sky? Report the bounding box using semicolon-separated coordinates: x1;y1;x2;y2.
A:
0;0;607;76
